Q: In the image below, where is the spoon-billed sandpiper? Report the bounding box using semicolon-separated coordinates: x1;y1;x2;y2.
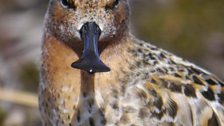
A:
39;0;224;125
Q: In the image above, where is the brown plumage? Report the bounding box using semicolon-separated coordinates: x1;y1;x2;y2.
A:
39;0;224;126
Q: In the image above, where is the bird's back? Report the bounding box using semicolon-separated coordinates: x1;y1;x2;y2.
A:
39;0;224;125
109;36;224;126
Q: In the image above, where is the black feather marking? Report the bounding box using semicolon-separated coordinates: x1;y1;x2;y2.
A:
168;99;178;119
201;87;215;101
208;112;220;126
184;84;197;97
153;96;163;110
190;67;204;75
217;92;224;104
206;78;218;86
151;111;164;120
169;82;182;93
89;117;95;126
218;80;224;87
77;109;80;122
192;75;204;85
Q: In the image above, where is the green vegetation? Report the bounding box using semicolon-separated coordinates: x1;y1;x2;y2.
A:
0;108;7;126
19;62;39;92
132;0;224;63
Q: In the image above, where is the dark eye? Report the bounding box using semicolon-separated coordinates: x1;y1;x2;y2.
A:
105;0;119;10
61;0;76;10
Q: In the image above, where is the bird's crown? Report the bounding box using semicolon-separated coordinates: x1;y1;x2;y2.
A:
45;0;129;43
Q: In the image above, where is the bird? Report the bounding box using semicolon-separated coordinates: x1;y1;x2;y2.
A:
39;0;224;126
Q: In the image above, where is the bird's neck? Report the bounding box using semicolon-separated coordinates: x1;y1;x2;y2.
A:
41;31;133;95
41;31;133;80
41;31;133;125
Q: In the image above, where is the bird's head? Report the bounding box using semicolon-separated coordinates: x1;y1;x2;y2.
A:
45;0;130;74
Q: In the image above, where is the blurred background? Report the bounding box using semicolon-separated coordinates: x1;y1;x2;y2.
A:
0;0;224;125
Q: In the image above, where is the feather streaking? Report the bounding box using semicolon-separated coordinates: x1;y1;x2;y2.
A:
39;0;224;126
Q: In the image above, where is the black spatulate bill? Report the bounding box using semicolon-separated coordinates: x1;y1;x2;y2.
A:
71;22;110;74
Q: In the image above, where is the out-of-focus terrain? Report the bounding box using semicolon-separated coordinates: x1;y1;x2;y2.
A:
0;0;223;125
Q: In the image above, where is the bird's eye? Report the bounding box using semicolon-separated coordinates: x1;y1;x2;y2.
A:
105;0;119;10
61;0;76;10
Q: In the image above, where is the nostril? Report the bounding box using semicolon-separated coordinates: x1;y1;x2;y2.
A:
79;24;88;37
82;26;87;34
96;27;101;34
